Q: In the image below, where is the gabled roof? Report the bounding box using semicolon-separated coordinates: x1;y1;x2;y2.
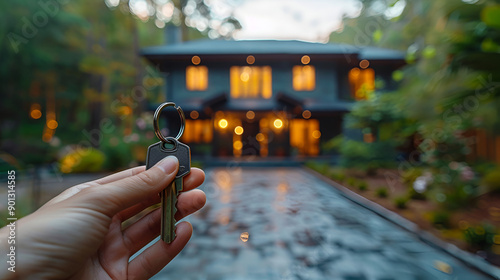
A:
141;39;405;61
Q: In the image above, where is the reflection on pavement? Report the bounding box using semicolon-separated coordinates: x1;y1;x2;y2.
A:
150;167;495;280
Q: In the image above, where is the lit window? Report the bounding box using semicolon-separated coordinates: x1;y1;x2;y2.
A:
230;66;272;99
186;66;208;91
181;120;213;143
293;65;315;91
289;119;320;156
348;67;375;100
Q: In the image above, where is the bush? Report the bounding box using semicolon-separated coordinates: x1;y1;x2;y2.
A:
376;187;388;198
481;168;500;193
357;180;368;191
394;196;409;209
346;177;357;187
59;148;105;173
431;211;451;228
401;168;424;186
463;223;497;251
331;172;346;182
408;188;427;200
101;142;133;171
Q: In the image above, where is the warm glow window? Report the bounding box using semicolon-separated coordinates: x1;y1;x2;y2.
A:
186;66;208;91
290;119;320;156
230;66;272;99
293;65;315;91
348;67;375;100
181;120;213;143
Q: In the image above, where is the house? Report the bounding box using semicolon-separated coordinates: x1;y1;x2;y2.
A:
141;39;405;158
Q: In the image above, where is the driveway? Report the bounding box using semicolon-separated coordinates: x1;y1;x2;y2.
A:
150;167;497;280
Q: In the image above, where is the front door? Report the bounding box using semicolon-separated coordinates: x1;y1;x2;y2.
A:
241;120;260;156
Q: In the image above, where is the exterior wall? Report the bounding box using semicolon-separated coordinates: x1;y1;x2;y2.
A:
168;64;230;102
167;61;345;102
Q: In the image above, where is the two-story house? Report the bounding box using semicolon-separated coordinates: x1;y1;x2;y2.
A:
141;39;404;158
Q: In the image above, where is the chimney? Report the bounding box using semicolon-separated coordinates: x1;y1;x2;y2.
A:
165;24;182;45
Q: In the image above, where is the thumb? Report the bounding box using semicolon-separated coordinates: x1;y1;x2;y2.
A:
85;156;179;216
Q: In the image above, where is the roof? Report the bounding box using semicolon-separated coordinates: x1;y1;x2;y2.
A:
141;39;404;61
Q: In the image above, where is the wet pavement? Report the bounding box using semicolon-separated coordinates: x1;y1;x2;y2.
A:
150;167;496;280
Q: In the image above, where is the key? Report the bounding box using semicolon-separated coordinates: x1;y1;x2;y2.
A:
145;137;191;243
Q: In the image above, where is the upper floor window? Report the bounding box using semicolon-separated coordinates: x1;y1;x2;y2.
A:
293;65;316;91
348;67;374;100
230;66;272;99
186;66;208;91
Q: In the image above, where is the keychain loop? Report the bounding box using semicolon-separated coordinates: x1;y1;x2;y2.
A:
153;102;185;143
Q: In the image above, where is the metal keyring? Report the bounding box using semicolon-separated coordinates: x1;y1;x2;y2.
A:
153;102;185;143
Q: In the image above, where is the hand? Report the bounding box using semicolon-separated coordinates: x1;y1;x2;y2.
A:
0;156;206;280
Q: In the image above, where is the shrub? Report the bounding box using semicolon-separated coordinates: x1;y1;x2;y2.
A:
333;172;346;182
463;223;497;251
102;142;133;171
357;180;368;191
346;177;357;187
376;187;388;198
401;168;424;186
394;196;409;209
59;148;105;173
481;168;500;193
431;211;451;228
408;188;427;200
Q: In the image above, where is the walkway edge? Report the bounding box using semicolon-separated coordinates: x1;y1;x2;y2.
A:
305;167;500;279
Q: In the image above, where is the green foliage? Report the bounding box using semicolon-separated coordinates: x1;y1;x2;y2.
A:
401;168;424;186
357;180;368;191
334;138;397;175
481;167;500;193
431;211;451;228
59;148;105;173
376;187;389;198
330;172;346;183
408;188;427;201
346;177;357;187
101;142;133;171
463;223;497;251
394;196;409;209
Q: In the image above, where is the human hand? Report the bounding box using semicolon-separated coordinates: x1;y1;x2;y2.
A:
0;156;206;280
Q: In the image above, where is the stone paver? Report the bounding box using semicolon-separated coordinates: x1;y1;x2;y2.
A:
148;167;495;280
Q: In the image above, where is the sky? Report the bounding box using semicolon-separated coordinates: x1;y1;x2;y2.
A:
231;0;362;42
123;0;363;43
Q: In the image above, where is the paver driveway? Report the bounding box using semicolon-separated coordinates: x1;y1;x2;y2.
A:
150;167;496;280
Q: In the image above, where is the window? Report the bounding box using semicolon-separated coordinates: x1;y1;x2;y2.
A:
181;120;212;143
348;67;375;100
186;66;208;91
290;119;320;156
230;66;272;99
293;65;315;91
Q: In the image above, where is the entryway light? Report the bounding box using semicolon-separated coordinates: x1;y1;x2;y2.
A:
312;130;321;139
218;119;228;129
234;126;244;135
301;55;310;65
359;59;369;69
274;119;283;129
246;110;255;120
190;110;199;119
191;56;201;65
246;55;255;65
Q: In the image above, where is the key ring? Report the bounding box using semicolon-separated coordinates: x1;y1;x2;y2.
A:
153;102;185;143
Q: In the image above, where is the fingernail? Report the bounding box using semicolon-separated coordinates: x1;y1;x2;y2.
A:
156;156;178;174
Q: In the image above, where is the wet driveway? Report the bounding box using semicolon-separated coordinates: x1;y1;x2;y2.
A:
151;167;496;280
